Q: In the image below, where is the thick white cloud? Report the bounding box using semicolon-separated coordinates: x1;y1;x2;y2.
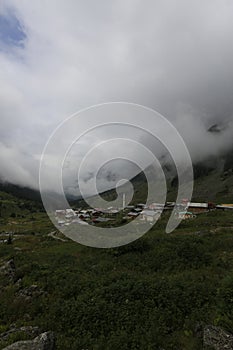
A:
0;0;233;193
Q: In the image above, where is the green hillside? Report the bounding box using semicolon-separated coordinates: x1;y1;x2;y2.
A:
90;164;233;206
191;169;233;203
0;201;233;349
0;166;233;349
0;190;53;235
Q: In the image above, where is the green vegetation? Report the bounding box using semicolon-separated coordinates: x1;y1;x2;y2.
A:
0;190;53;235
1;188;233;349
80;166;233;207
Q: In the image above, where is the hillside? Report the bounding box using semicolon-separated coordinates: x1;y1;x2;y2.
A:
0;189;52;236
0;182;41;203
75;164;233;209
190;168;233;202
1;189;233;349
96;142;233;205
0;157;233;349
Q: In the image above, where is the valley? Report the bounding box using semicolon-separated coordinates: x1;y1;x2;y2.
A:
0;169;233;349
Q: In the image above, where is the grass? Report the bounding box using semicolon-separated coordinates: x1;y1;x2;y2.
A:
1;189;233;349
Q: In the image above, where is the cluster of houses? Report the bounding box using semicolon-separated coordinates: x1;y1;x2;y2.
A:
55;203;161;227
54;200;233;227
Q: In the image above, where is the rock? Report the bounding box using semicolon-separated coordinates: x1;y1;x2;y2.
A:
203;325;233;349
0;259;16;282
0;326;40;341
2;331;55;350
16;284;45;300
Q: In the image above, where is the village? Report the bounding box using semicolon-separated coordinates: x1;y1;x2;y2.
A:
55;199;233;227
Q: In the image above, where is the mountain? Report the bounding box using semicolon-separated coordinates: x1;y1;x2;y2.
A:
1;131;233;208
0;181;42;203
74;150;233;207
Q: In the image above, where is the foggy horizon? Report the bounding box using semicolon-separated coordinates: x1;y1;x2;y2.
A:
1;0;233;195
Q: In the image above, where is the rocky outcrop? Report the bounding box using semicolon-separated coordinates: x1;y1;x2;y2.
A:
0;259;16;283
2;331;55;350
16;284;45;300
203;325;233;349
0;326;40;341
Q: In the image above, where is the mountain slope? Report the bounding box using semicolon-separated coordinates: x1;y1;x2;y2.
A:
0;181;41;202
77;158;233;207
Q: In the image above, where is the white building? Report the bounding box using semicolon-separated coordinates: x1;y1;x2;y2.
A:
65;209;76;216
140;210;160;222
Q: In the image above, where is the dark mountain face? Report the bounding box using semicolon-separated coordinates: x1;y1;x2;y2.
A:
1;130;233;206
223;150;233;172
0;181;41;203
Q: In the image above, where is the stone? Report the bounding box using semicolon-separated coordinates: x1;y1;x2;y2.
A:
16;284;45;300
203;325;233;350
2;331;55;350
0;326;40;341
0;259;16;282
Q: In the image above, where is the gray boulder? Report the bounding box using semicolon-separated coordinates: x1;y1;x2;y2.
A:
0;326;40;341
3;331;55;350
0;259;16;283
203;325;233;349
16;284;45;300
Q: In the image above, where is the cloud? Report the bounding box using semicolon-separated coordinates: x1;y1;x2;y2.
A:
0;0;233;194
0;141;37;188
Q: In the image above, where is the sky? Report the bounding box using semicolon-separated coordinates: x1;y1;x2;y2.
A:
0;0;233;195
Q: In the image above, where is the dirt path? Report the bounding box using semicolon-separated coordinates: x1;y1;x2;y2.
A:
48;231;67;242
210;226;233;233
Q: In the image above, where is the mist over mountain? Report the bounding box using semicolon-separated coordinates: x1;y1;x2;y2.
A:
0;1;233;193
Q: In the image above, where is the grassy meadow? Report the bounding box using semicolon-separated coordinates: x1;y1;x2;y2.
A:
0;189;233;349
